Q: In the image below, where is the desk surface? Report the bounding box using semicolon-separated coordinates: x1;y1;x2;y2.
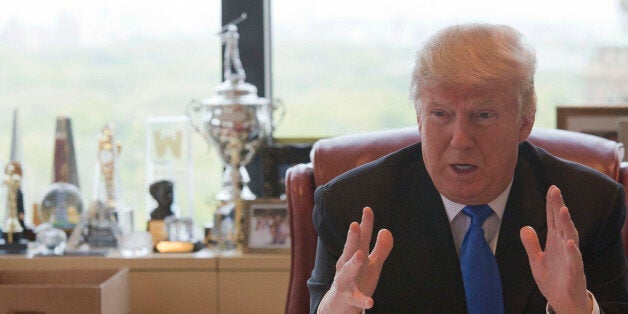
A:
0;249;291;313
0;249;290;271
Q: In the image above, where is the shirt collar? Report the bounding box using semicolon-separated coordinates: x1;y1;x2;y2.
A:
441;180;512;223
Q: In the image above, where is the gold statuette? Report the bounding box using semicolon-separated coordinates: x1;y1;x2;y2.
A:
3;163;23;244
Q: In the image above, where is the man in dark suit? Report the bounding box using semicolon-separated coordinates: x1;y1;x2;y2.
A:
308;24;628;313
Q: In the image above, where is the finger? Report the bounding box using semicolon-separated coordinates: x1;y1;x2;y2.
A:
564;240;589;309
369;229;394;267
566;239;584;274
335;249;366;288
349;291;375;310
360;207;374;254
334;250;373;309
552;186;565;237
338;222;361;269
520;226;542;265
545;186;557;230
560;206;579;247
343;250;366;280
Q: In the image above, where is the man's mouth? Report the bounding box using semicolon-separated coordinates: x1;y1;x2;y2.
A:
452;164;476;172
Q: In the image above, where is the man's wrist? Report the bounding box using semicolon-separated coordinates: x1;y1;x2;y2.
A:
545;290;599;314
316;285;364;314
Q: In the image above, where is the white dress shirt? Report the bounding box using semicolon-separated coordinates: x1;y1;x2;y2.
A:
439;181;599;314
441;181;511;256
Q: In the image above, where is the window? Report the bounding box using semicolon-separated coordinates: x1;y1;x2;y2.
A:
1;0;627;231
271;0;628;137
0;0;222;228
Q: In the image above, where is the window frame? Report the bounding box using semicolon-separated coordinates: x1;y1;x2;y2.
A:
221;0;270;99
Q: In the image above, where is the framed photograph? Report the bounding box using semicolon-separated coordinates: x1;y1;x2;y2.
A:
243;198;290;253
556;105;628;161
260;138;320;198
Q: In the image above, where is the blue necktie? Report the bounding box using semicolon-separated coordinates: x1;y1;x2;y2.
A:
460;205;504;314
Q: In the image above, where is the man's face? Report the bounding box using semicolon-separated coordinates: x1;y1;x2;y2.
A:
418;88;533;205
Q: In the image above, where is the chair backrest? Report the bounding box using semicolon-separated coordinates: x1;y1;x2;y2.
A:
284;127;627;314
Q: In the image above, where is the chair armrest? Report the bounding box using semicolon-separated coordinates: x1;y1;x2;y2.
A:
285;163;317;314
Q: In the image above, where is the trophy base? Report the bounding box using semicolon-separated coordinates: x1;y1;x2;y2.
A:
86;224;118;248
209;203;239;252
0;235;28;254
215;165;256;202
216;186;256;203
147;220;168;246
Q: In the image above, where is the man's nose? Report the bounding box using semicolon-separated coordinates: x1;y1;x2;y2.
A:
450;118;475;149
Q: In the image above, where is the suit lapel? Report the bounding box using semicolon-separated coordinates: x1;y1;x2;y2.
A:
387;158;468;311
497;148;548;313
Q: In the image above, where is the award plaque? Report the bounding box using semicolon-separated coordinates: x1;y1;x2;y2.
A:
145;116;194;220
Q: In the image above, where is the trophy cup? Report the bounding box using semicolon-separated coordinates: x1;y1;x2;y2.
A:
188;14;270;251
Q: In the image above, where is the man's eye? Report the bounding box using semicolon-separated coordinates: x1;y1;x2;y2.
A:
478;112;494;119
432;111;446;117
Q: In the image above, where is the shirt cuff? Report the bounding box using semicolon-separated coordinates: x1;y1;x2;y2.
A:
545;290;600;314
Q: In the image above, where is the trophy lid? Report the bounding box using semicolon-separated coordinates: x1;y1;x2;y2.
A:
202;79;269;106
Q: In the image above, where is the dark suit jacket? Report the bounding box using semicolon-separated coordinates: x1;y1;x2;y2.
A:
308;142;628;313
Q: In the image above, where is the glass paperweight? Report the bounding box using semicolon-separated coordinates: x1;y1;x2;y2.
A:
39;182;83;232
165;216;194;242
118;231;152;257
35;224;67;255
212;203;236;251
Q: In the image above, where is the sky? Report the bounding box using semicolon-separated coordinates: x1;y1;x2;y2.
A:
1;0;624;45
0;0;221;46
273;0;622;24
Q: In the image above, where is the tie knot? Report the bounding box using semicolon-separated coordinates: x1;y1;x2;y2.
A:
462;204;493;226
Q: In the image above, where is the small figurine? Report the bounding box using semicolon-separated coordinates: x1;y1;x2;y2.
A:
4;162;25;230
3;162;23;244
149;180;175;220
219;13;247;83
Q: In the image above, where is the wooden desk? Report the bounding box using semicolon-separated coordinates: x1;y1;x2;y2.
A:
0;250;289;313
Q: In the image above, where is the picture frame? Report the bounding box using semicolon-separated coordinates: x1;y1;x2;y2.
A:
556;105;628;161
242;198;290;253
260;138;320;198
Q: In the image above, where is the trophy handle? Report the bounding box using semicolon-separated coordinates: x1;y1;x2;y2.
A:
270;98;286;131
186;99;211;143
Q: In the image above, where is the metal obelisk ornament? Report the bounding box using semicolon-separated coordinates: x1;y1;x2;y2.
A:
188;13;270;251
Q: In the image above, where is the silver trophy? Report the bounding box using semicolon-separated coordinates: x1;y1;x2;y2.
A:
188;13;270;251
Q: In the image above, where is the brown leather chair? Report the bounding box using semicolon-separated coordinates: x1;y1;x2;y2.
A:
284;126;628;314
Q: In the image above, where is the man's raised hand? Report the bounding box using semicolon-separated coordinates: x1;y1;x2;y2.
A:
318;207;394;313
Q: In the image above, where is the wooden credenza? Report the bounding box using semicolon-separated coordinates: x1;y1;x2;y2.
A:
0;250;290;313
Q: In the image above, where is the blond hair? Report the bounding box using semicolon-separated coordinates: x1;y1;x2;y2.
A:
410;24;537;117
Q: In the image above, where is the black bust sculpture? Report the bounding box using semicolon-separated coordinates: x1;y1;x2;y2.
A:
149;180;175;220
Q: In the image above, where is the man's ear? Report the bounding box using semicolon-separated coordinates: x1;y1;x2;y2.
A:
518;112;535;142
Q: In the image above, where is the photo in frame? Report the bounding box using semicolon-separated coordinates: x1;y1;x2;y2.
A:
243;198;290;253
260;138;319;198
556;105;628;161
